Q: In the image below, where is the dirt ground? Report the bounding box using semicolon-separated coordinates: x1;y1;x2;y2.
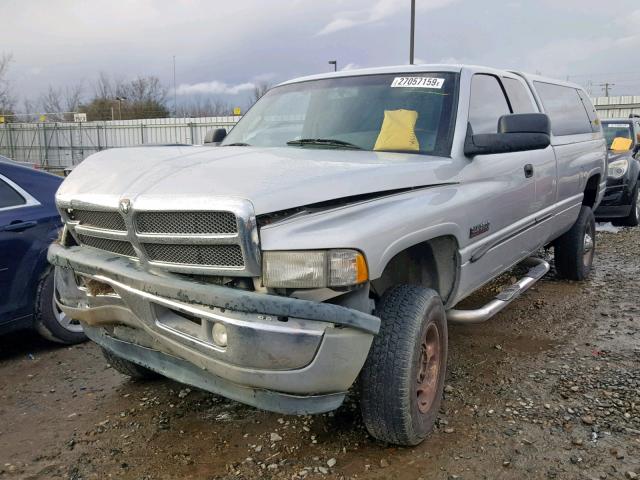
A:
1;227;639;480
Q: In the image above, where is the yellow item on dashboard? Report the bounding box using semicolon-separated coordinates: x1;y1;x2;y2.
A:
374;109;420;151
611;137;633;151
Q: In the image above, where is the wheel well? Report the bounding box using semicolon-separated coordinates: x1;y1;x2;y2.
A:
582;174;600;209
371;236;459;304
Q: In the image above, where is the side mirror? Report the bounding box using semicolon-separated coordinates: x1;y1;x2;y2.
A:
204;128;227;145
464;113;551;157
611;137;633;151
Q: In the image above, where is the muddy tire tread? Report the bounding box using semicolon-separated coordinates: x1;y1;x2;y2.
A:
554;205;595;281
101;348;160;380
360;285;446;445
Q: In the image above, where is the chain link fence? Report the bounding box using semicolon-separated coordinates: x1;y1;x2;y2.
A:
0;116;240;170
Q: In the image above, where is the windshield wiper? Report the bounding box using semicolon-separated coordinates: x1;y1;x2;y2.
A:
286;138;362;150
223;142;251;146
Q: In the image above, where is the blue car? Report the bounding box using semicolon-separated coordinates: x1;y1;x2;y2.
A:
0;157;85;344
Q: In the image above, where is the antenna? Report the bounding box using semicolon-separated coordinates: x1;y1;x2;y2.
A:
173;55;177;116
409;0;416;64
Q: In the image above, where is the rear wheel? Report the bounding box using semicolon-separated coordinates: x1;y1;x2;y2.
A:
554;205;596;280
612;183;639;227
102;348;160;380
34;268;86;345
360;285;447;446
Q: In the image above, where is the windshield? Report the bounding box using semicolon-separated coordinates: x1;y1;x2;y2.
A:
602;121;634;149
222;72;458;156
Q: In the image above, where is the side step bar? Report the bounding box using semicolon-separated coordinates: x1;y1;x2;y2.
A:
446;257;550;324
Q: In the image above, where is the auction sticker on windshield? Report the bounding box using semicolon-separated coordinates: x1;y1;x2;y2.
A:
391;77;444;88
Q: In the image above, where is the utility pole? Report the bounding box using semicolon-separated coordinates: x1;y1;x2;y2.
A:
328;60;337;72
115;97;127;120
173;55;178;117
409;0;416;64
598;82;614;97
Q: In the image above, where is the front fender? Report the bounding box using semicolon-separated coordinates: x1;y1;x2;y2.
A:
259;186;465;279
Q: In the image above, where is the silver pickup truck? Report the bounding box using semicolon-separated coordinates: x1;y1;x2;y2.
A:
48;64;606;446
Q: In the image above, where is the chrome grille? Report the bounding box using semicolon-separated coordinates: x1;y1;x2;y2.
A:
143;243;244;267
69;209;126;231
61;199;259;276
136;211;237;235
78;234;137;258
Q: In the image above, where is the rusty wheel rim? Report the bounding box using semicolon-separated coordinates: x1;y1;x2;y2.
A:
416;322;441;414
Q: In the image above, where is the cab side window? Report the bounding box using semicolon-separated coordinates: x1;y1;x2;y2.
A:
0;178;26;209
468;74;511;134
502;78;537;113
534;82;593;136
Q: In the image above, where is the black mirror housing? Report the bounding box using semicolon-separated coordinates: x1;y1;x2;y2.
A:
498;113;550;135
204;128;227;144
465;113;551;157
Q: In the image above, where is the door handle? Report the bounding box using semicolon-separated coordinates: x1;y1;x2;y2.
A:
524;164;534;178
2;220;37;232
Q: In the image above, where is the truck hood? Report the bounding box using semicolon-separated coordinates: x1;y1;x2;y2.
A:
57;146;459;215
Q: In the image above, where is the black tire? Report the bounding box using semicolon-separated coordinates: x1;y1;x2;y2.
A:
101;348;160;380
34;269;87;345
612;184;639;227
360;285;448;446
554;205;596;280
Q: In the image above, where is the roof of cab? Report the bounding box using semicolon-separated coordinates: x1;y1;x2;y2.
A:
277;64;585;91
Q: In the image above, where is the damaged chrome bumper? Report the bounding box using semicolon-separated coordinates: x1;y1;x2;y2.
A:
48;244;380;414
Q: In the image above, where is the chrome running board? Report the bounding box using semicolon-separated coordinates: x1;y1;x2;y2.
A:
446;257;550;324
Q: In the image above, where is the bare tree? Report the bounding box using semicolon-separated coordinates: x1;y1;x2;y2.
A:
38;84;84;121
0;53;15;116
93;71;113;100
82;74;169;120
248;81;271;107
123;76;167;104
21;98;38;122
181;96;231;117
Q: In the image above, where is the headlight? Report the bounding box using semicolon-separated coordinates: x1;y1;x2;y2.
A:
263;250;368;288
608;158;629;179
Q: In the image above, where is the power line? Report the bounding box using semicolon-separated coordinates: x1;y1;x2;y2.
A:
597;82;615;97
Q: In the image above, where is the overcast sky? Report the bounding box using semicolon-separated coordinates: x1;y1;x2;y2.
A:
2;0;640;110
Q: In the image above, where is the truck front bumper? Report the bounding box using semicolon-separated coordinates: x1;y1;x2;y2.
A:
48;244;380;414
594;178;635;219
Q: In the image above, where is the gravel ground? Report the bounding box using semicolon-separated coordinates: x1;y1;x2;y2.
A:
0;227;638;480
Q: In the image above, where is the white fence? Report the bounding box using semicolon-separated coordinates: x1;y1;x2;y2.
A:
593;96;640;119
0;116;241;168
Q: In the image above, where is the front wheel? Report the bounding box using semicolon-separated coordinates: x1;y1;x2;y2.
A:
360;285;448;446
34;268;87;345
554;205;596;280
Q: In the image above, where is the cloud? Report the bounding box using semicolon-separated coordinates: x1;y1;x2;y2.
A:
340;63;361;71
177;80;255;95
317;0;458;35
438;56;464;65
